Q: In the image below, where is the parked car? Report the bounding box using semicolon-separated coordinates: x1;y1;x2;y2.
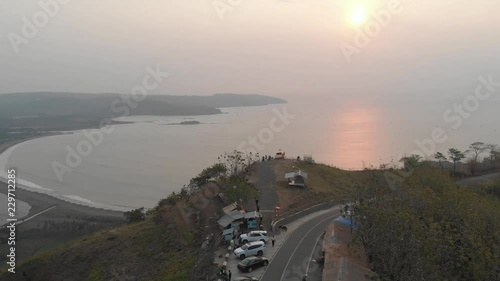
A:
234;277;259;281
238;256;269;272
234;241;265;259
239;230;269;244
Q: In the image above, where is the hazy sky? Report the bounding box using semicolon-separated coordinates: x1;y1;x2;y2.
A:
1;0;499;99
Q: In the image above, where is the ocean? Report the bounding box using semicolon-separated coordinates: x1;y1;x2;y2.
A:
1;95;498;210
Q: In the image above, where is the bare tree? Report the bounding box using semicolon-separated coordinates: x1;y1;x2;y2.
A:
469;142;486;163
219;150;246;176
467;142;487;175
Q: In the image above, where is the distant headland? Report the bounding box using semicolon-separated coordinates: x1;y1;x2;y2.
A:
0;92;286;143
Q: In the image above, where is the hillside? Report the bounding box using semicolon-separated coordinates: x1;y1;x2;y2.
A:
269;159;388;214
149;93;286;108
0;92;286;143
3;158;497;281
0;92;286;120
0;183;225;281
1;158;374;281
353;166;500;281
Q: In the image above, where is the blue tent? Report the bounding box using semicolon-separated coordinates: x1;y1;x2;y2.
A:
335;216;355;228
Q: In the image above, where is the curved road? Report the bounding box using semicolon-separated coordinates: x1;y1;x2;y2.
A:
261;207;341;281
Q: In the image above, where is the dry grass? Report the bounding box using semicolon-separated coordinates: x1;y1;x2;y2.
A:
3;184;226;281
272;159;386;213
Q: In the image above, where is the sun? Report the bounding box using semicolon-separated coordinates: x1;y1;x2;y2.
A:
350;7;367;26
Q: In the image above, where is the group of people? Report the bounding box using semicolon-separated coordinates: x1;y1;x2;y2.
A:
261;155;273;161
217;267;232;281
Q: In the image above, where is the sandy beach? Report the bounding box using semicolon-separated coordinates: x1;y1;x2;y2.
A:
0;139;125;264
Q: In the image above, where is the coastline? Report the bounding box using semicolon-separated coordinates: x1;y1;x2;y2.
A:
0;129;136;214
0;179;125;264
0;135;126;265
0;134;127;220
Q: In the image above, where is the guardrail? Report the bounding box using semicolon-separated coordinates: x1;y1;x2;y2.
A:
272;198;340;230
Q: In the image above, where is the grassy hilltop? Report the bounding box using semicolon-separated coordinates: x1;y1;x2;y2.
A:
1;157;498;281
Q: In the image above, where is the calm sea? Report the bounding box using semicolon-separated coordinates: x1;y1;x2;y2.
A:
1;95;498;209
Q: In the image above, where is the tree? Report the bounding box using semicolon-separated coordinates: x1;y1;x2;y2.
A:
219;150;247;176
448;148;466;175
244;151;260;167
124;207;145;224
469;142;486;163
467;142;486;175
189;163;227;189
399;154;422;171
224;176;260;209
433;152;447;171
485;144;499;167
352;166;500;281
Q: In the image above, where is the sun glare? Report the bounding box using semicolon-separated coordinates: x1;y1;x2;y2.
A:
350;7;367;26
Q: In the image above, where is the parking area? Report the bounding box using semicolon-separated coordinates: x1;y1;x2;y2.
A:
214;207;340;281
214;229;288;280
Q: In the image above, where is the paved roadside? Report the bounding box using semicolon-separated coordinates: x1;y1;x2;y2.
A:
214;205;342;281
247;161;280;227
260;206;341;281
456;172;500;186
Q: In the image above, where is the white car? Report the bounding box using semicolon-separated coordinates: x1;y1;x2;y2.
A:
239;230;269;244
234;241;266;260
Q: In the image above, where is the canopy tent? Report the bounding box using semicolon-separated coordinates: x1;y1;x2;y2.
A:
222;202;238;215
334;216;355;228
243;211;260;219
275;150;286;159
284;170;308;179
217;210;262;228
285;170;308;187
217;210;244;228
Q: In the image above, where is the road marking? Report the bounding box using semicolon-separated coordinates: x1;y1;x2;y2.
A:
258;206;342;280
19;205;56;223
305;234;323;275
0;205;57;229
278;213;339;281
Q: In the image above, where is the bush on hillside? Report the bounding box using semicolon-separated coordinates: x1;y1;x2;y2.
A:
124;207;145;224
353;167;500;281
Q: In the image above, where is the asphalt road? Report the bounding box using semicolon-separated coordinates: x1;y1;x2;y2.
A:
260;208;340;281
456;172;500;186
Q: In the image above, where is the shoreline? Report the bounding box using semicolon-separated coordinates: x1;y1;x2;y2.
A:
0;134;129;218
0;132;125;265
0;114;230;213
0;179;125;264
0;134;126;265
0;181;124;224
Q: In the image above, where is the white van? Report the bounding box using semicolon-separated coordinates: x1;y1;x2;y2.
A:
234;241;266;259
239;230;269;244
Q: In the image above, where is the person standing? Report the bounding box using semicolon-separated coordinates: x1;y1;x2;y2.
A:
272;236;275;247
228;270;232;281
